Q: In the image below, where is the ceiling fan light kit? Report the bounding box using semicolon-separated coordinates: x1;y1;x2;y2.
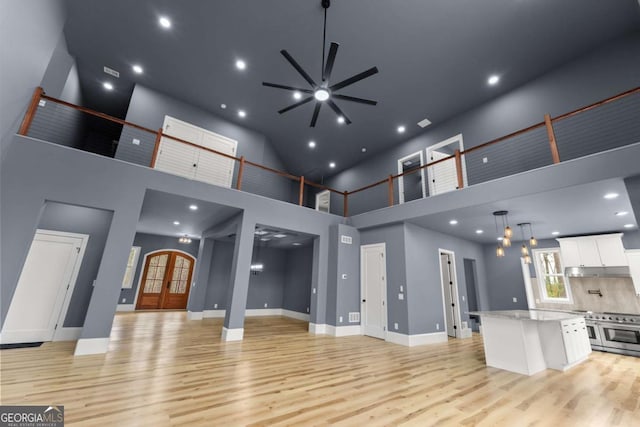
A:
262;0;379;127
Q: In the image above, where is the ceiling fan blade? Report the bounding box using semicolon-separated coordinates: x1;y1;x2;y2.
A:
280;50;317;87
310;102;322;127
323;42;339;82
332;94;377;106
330;66;379;91
278;96;314;114
327;100;352;124
262;82;313;94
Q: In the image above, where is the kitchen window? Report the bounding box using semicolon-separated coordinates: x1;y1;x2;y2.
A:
533;248;572;303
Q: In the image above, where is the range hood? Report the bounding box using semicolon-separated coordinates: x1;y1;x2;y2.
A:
565;266;631;278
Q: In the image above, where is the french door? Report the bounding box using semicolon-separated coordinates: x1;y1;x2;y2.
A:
135;251;195;310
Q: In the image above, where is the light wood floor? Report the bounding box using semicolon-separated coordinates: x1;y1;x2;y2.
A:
1;313;639;426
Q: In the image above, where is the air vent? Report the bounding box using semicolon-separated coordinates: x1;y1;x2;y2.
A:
103;66;120;78
417;117;432;128
340;235;352;244
348;312;360;323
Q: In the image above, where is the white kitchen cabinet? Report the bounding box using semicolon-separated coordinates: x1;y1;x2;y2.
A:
626;250;640;296
557;234;627;267
538;317;591;371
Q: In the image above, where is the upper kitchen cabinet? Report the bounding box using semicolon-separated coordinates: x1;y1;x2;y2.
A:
626;250;640;296
558;234;627;267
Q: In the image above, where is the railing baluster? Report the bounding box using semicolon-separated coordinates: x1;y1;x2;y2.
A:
299;176;305;206
18;87;44;136
343;192;349;217
388;175;394;207
237;156;246;191
454;149;464;189
544;114;561;164
150;128;162;168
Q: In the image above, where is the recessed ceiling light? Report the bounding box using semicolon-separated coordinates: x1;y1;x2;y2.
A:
103;82;114;91
615;211;628;216
449;219;458;225
293;91;302;100
273;234;287;238
132;64;143;74
235;59;246;70
397;125;406;134
623;224;635;228
604;193;619;199
173;221;180;225
308;140;316;148
361;147;367;153
488;75;500;86
292;242;302;246
475;229;484;234
314;89;330;101
159;16;172;29
329;162;336;168
254;230;269;235
189;204;198;211
238;110;246;118
220;104;227;109
260;238;271;241
337;116;345;124
551;231;560;236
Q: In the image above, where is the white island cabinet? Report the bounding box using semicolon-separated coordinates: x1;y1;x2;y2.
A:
470;310;591;376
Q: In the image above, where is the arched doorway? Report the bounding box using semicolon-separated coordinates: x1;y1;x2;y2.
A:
135;251;195;310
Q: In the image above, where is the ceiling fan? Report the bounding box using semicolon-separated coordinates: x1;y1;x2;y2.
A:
262;0;379;127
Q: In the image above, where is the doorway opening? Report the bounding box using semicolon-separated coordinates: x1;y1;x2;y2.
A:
463;258;480;332
426;134;467;196
397;151;426;204
135;250;195;310
1;230;88;344
315;190;330;213
360;243;387;339
439;249;462;338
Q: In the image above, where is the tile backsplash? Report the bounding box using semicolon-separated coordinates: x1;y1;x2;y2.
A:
532;277;640;314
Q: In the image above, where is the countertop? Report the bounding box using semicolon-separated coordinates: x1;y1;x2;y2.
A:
469;310;584;322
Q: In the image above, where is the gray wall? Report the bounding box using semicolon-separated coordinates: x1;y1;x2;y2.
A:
0;0;67;160
327;33;640;215
119;232;200;306
326;224;361;326
403;223;488;335
283;246;313;314
37;202;113;327
115;84;294;202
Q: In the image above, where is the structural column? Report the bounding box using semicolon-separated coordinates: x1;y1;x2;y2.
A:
186;238;215;320
222;212;256;341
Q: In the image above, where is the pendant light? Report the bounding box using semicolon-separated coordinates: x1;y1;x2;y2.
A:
518;223;533;264
496;245;505;257
178;235;192;244
528;223;538;247
503;212;513;239
493;211;507;258
502;236;512;247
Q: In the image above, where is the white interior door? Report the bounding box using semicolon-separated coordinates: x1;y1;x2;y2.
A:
1;230;87;344
196;131;237;187
439;251;460;338
426;134;467;196
361;243;387;339
315;190;330;213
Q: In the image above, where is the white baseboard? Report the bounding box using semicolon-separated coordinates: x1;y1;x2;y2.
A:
187;311;204;321
385;331;448;347
221;327;244;341
328;325;362;337
309;323;327;334
203;310;226;318
74;337;110;355
53;327;82;341
245;308;282;316
116;304;135;312
281;309;310;321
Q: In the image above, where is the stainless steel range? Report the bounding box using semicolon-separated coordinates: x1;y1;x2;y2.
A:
584;312;640;357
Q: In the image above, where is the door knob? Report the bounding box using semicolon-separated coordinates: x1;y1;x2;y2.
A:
362;299;366;303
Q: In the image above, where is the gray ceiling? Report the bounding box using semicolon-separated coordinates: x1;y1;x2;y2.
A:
63;0;640;177
408;178;637;244
136;189;240;238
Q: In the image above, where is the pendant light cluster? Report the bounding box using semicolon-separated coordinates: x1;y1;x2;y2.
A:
492;211;537;263
178;235;192;244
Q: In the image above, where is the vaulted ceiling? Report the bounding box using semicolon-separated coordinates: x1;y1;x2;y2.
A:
63;0;640;177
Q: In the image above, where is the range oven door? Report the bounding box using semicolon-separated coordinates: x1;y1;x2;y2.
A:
598;323;640;355
586;321;603;350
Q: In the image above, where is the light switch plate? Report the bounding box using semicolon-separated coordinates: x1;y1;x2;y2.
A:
38;100;46;107
313;288;316;294
513;297;518;303
214;303;218;309
394;323;399;330
398;293;404;300
400;285;403;292
483;157;488;163
339;316;343;323
132;138;140;145
121;298;126;303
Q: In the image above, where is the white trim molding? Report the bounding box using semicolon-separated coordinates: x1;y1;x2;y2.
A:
245;308;281;316
221;327;244;341
281;309;310;322
309;323;328;335
116;304;135;312
385;331;448;347
202;308;310;321
53;327;82;341
327;325;362;337
74;337;110;355
187;311;204;321
203;310;226;318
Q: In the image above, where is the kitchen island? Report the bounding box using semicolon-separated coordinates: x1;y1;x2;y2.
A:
470;310;591;376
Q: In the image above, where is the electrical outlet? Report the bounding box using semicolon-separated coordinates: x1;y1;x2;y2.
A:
483;157;488;163
313;288;316;294
214;303;218;309
398;293;404;300
462;295;465;301
264;303;268;308
394;322;399;330
121;298;126;303
436;323;440;330
400;285;403;292
306;307;309;313
132;138;140;145
339;316;343;323
513;297;518;303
